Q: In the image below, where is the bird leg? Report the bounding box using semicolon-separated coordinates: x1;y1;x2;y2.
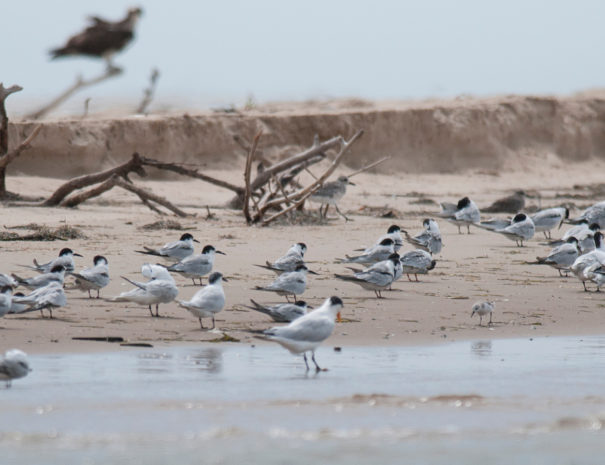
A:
88;290;92;298
488;313;493;325
466;225;471;234
155;304;160;317
199;317;205;330
334;204;350;222
211;316;216;330
479;315;483;326
311;352;322;372
415;274;419;282
191;278;196;286
49;307;53;319
96;290;100;298
457;225;462;234
583;281;588;292
148;305;154;317
303;353;310;371
406;274;413;282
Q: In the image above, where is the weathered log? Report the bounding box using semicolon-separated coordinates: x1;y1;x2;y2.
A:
43;152;147;206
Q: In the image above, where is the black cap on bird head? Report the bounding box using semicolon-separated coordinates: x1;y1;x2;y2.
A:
428;260;437;271
0;285;12;294
329;296;343;307
564;207;570;219
595;231;603;248
337;176;355;186
50;265;66;273
297;243;307;253
512;213;527;222
180;233;199;243
294;300;307;307
589;223;601;232
208;272;225;284
388;253;400;263
566;236;579;244
457;197;471;209
202;245;216;254
387;225;401;234
59;248;81;257
379;238;395;246
93;255;108;265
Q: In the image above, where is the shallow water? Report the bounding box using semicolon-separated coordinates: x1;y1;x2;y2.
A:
2;336;605;464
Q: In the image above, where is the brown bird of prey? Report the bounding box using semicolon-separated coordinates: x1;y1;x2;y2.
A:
50;7;143;70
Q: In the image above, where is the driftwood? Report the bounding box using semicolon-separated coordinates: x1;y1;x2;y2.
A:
26;67;122;120
0;83;42;198
43;152;147;206
255;130;364;225
59;173;189;217
243;131;262;223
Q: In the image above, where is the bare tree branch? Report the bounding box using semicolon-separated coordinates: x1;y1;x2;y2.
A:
261;185;321;226
113;177;190;217
346;155;391;178
243;131;262;223
0;125;42;169
60;174;120;207
136;68;160;115
26;67;122;120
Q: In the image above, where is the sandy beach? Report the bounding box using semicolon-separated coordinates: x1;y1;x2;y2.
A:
2;154;605;354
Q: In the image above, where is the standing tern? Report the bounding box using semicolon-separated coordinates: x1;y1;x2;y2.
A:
259;296;343;372
0;349;31;388
403;219;442;255
309;176;355;221
339;238;395;264
335;253;399;298
254;264;316;302
21;247;82;274
583;263;605;292
531;207;569;239
12;265;66;290
245;299;309;323
526;237;579;276
438;197;481;234
177;272;226;329
112;265;178;317
400;249;436;281
136;233;199;262
570;233;605;291
12;282;67;318
491;213;535;247
255;242;306;274
70;255;110;298
471;301;494;326
569;201;605;228
167;244;225;285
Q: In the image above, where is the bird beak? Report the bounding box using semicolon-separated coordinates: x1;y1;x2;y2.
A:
216;250;226;255
222;277;229;282
193;239;200;243
348;181;356;186
307;270;319;275
307;305;313;310
337;311;342;323
74;253;83;257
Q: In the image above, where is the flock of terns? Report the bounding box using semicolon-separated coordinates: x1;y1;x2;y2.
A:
2;187;605;385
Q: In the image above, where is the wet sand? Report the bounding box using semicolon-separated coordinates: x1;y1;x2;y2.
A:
1;158;605;354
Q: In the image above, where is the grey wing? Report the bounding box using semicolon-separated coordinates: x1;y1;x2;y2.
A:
476;218;511;231
438;202;457;218
271;317;334;343
273;254;303;270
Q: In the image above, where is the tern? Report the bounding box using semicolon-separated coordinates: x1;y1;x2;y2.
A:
0;349;32;388
167;245;225;285
12;265;66;291
70;255;110;298
570;233;605;291
438;197;481;234
531;207;569;239
339;238;395;264
254;264;316;302
12;282;67;318
112;265;178;317
20;247;82;274
309;176;355;221
403;219;442;255
259;296;343;372
335;253;399;298
136;233;199;262
491;213;535;247
400;249;436;281
569;201;605;228
177;272;226;329
245;299;309;323
255;242;306;274
526;237;579;276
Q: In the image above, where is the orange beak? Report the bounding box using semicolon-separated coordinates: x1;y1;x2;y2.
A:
337;311;342;323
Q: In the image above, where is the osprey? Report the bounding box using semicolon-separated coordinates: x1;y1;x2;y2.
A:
50;7;143;70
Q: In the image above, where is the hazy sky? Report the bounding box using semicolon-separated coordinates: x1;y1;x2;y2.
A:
3;0;605;114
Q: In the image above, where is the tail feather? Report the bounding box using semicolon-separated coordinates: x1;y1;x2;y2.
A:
10;273;27;285
135;247;161;257
334;273;362;283
244;299;271;316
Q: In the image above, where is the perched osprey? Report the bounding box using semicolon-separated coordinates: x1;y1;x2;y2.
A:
50;7;143;70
